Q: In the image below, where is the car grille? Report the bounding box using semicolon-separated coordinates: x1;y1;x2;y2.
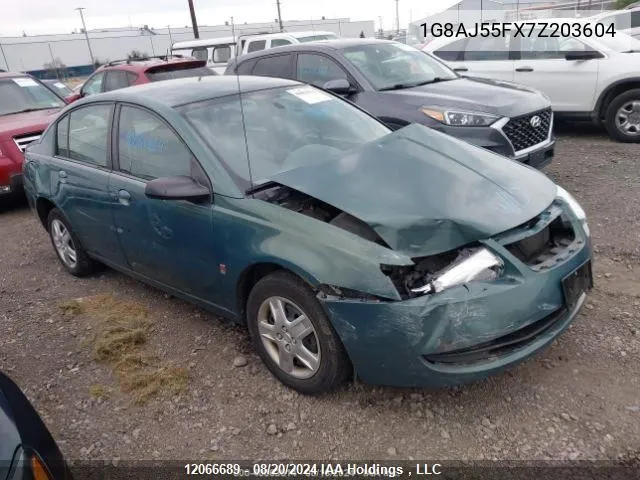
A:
501;108;552;153
13;132;43;153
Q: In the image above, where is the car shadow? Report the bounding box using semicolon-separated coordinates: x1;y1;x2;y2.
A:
554;121;609;139
0;195;29;215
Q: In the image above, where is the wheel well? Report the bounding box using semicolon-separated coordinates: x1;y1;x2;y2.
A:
598;81;640;120
236;263;315;322
35;198;56;229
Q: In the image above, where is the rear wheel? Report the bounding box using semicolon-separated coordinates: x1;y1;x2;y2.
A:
246;271;351;394
47;209;100;276
604;89;640;143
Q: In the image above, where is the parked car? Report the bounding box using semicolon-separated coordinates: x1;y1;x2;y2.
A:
171;36;237;74
65;55;215;103
425;20;640;142
235;31;339;56
0;72;66;198
23;76;592;394
0;370;73;480
226;39;556;168
42;79;73;98
587;7;640;40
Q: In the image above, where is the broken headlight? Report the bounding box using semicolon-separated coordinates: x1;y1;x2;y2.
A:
382;247;504;298
556;186;590;237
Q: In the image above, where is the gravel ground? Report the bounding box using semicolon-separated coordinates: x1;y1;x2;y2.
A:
1;125;639;464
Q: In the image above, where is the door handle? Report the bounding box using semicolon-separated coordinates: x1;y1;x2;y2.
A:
118;189;132;205
58;170;67;183
453;66;468;72
515;66;534;72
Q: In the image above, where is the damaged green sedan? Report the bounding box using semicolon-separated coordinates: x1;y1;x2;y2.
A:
23;76;593;394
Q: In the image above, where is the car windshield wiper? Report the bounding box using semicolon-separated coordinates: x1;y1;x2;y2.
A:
5;107;59;115
245;180;278;196
378;77;454;91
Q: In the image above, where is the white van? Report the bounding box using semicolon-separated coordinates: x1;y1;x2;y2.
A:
236;31;339;56
171;36;236;74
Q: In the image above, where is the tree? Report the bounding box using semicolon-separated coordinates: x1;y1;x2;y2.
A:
43;58;67;80
359;30;365;38
127;50;148;60
615;0;637;8
93;57;109;69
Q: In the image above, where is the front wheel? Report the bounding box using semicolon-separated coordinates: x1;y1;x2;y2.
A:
604;89;640;143
246;271;351;394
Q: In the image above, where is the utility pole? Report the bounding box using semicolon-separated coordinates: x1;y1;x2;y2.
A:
231;16;236;43
75;7;95;66
167;25;174;48
0;42;9;71
187;0;199;39
276;0;283;32
395;0;400;35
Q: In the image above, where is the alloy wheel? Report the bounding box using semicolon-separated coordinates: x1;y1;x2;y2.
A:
51;219;78;269
256;296;321;379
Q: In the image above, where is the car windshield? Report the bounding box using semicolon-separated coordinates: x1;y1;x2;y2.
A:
146;65;215;82
297;34;338;42
44;80;73;96
0;77;65;116
341;43;458;91
180;85;390;191
592;29;640;52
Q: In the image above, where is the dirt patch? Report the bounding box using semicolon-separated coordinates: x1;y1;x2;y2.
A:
61;294;188;405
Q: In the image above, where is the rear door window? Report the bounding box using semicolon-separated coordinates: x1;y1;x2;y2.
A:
103;70;131;92
212;45;232;63
247;40;267;53
236;59;257;75
64;104;112;167
191;47;209;61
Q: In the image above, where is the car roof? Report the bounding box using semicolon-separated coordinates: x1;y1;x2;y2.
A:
172;36;236;49
232;38;399;62
97;57;206;73
84;75;300;107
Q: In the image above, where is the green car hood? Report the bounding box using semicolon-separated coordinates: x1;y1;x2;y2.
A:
268;124;557;257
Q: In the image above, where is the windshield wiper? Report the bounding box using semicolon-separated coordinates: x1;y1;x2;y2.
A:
378;77;454;91
622;49;640;53
245;181;278;196
5;107;59;115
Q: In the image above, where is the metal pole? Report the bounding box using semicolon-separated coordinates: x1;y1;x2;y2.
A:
167;25;174;48
231;17;236;43
276;0;284;32
76;7;95;66
395;0;400;34
481;0;483;22
187;0;199;38
0;42;10;71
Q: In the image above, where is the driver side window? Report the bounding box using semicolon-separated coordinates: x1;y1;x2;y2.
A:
82;72;105;96
117;105;197;181
296;53;348;87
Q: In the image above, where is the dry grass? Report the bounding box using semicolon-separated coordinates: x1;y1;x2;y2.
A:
88;384;110;399
61;294;188;405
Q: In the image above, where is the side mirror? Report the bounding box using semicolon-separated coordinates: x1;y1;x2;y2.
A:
564;50;601;61
145;176;211;202
323;78;354;95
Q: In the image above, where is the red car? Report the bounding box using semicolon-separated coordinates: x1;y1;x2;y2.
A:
65;56;215;103
0;72;66;197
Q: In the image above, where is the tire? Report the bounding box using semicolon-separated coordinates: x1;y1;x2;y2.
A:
47;208;100;277
246;271;351;394
604;89;640;143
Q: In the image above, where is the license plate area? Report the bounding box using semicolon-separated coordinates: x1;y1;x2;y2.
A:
562;260;593;309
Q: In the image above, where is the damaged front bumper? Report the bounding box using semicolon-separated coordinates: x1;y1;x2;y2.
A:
321;215;592;388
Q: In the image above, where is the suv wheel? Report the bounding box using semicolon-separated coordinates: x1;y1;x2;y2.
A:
246;271;351;394
47;209;100;276
604;89;640;143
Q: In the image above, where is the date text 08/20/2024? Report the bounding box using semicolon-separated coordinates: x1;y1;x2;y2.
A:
183;463;443;477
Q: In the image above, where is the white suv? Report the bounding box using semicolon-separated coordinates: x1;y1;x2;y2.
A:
424;20;640;142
